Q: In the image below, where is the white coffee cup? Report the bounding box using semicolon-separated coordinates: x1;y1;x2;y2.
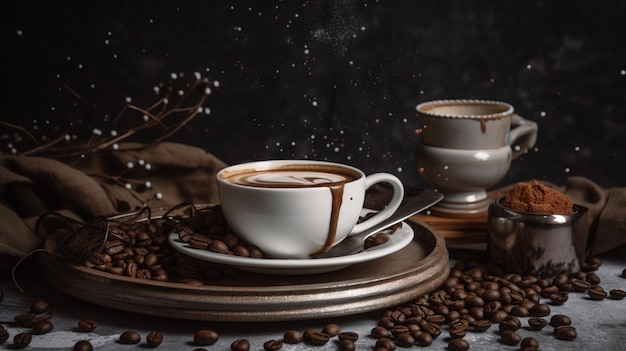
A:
216;160;405;259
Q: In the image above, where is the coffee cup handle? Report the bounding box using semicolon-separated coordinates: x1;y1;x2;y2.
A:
350;173;404;235
509;114;538;159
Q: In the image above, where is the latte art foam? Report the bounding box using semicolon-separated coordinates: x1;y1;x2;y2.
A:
226;170;354;188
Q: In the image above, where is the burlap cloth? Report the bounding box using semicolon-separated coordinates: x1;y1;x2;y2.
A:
0;142;227;270
0;143;624;270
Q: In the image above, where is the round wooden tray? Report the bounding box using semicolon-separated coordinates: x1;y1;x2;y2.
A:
39;219;449;322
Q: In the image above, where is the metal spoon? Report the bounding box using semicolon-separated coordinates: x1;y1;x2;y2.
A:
312;189;443;259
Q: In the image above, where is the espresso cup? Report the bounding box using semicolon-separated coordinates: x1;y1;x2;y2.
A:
216;160;405;259
415;99;538;215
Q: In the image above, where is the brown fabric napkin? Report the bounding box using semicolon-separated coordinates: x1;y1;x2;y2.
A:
0;142;226;268
547;176;623;257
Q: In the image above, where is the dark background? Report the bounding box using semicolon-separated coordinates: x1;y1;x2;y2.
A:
2;0;625;189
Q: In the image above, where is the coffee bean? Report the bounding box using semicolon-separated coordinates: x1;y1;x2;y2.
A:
470;319;492;332
32;320;54;335
550;314;571;327
500;330;521;346
73;340;93;351
13;332;32;349
0;327;9;344
105;239;126;255
194;329;219;346
499;316;521;332
119;330;141;344
396;333;415;347
322;323;341;336
283;329;303;344
374;337;396;350
510;305;529;317
449;327;466;338
14;312;38;327
555;325;577;341
588;286;608;300
263;339;283;351
528;317;547;331
188;234;211;250
415;332;433;346
231;338;250;351
520;336;539;349
177;225;195;242
586;272;601;285
489;310;509;323
529;303;550;317
77;319;98;332
370;326;390;339
146;331;164;347
307;331;330;345
338;331;359;342
549;291;568;305
209;240;231;254
421;323;442;338
448;338;470;351
610;289;626;300
622;268;626;278
30;298;52;313
338;339;355;351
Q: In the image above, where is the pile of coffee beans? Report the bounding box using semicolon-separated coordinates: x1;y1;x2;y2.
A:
52;203;394;284
362;256;625;350
1;256;625;350
4;204;622;349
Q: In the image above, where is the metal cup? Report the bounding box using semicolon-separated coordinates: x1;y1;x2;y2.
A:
487;198;589;278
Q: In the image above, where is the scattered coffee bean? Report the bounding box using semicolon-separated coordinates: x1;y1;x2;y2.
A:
415;332;433;346
520;336;539;350
529;303;550;317
550;291;569;305
470;319;492;332
395;332;415;347
307;331;330;345
586;271;601;285
498;316;521;332
13;332;32;349
14;312;39;328
283;329;303;344
610;288;626;300
77;319;98;332
263;339;283;351
0;327;9;344
622;268;626;278
32;320;54;335
500;330;521;346
30;298;52;313
338;339;355;351
374;337;396;350
570;278;591;292
231;338;250;351
528;317;547;331
322;323;341;336
448;338;470;351
370;326;390;339
194;329;219;346
73;340;93;351
119;330;141;344
555;325;577;341
338;331;359;342
146;331;164;347
588;286;608;300
550;314;572;327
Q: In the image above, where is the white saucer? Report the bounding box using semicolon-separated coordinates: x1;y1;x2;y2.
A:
168;211;414;275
